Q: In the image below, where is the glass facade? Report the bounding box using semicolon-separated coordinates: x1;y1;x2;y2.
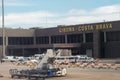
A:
85;33;93;42
106;31;120;42
67;34;83;43
8;37;34;45
51;35;65;43
36;36;49;44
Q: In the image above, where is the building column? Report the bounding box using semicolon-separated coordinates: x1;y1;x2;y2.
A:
83;33;86;43
49;36;51;44
65;34;67;43
5;37;8;56
93;30;101;58
5;37;8;46
33;35;36;45
22;48;25;56
104;31;107;43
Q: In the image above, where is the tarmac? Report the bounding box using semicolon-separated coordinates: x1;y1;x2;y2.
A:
0;62;120;80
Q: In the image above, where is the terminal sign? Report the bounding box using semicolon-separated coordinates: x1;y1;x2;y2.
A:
59;23;112;33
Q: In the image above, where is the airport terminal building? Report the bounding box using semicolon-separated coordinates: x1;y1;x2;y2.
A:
0;20;120;58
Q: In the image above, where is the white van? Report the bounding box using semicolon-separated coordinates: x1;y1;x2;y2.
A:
55;55;94;63
2;56;17;62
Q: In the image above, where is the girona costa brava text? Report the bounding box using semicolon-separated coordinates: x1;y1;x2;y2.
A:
59;23;112;33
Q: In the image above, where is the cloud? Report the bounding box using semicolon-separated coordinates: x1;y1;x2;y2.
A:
61;14;119;25
66;4;120;16
59;4;120;25
67;9;87;15
0;4;120;28
1;11;57;28
91;4;120;15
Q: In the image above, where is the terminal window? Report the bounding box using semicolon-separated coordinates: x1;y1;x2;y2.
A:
8;37;34;45
51;35;65;44
106;31;120;41
85;33;93;42
67;34;83;43
36;36;49;44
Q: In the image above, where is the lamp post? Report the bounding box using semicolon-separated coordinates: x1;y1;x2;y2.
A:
2;0;5;58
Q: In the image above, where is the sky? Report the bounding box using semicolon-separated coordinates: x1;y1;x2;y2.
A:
0;0;120;29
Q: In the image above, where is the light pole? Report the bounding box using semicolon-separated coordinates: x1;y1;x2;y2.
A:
2;0;5;58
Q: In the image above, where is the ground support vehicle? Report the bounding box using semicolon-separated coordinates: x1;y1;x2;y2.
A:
27;69;57;80
27;69;47;80
9;69;46;80
9;49;67;79
9;68;65;80
9;69;29;78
